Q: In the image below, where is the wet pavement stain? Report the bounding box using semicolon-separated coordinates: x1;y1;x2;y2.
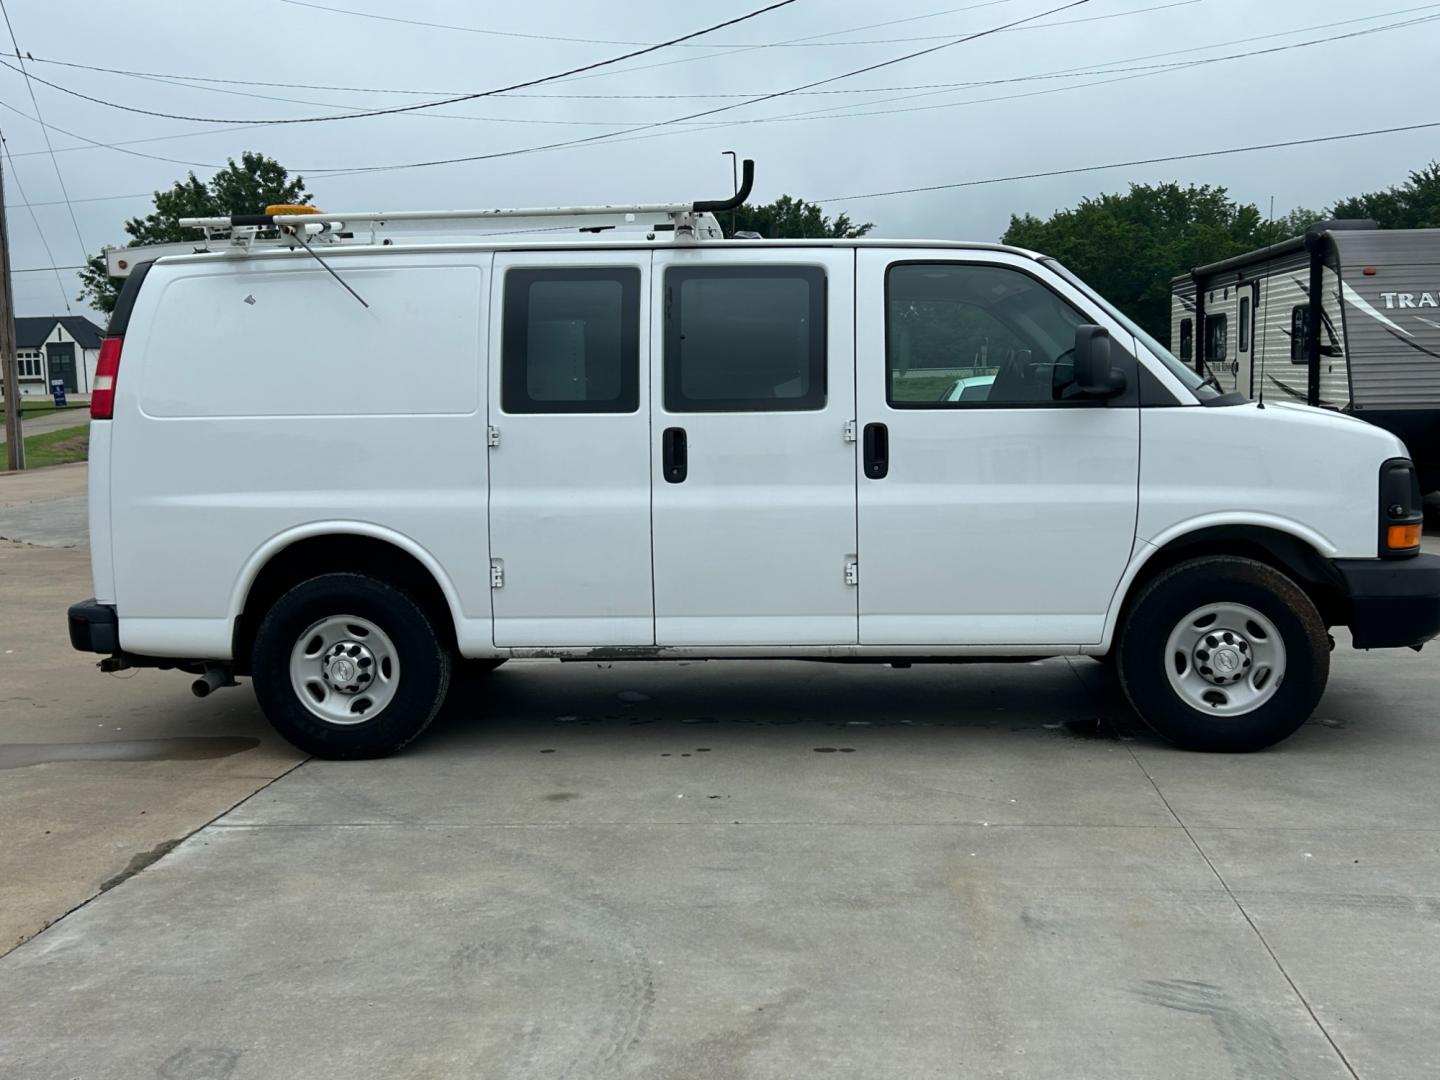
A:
0;736;259;770
99;838;181;894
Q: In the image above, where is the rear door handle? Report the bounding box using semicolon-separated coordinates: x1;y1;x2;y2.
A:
863;422;888;480
662;427;687;484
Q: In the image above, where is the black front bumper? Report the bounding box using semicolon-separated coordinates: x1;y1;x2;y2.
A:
1334;554;1440;649
68;598;118;654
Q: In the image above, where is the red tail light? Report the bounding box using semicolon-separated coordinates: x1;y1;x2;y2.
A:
91;336;123;419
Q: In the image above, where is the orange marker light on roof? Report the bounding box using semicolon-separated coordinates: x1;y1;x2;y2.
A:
265;204;321;216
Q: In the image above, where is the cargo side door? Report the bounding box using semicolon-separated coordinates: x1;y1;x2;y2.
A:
487;251;654;646
648;247;858;645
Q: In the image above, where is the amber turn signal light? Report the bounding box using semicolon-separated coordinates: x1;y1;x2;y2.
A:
1387;523;1422;550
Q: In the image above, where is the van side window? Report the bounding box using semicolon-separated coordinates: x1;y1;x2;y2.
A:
1238;296;1250;351
1205;314;1228;363
1179;318;1193;362
1290;305;1309;364
886;262;1090;407
664;267;826;412
502;268;640;414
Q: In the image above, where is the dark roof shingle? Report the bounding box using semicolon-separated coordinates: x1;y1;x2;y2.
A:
16;315;106;351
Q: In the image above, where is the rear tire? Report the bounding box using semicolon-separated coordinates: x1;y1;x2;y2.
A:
1117;556;1329;752
252;572;452;759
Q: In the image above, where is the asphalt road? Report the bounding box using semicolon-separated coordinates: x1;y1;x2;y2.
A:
2;467;1439;1079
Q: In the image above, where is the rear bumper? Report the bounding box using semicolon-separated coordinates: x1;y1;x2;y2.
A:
68;598;118;654
1333;554;1440;649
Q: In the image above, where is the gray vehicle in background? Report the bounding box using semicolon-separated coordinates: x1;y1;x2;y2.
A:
1171;221;1440;492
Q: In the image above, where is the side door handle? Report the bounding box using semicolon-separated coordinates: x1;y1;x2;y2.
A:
863;422;888;480
662;426;688;484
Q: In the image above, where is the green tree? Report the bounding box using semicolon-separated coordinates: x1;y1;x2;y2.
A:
1003;183;1319;341
1331;161;1440;229
727;194;873;239
79;152;311;314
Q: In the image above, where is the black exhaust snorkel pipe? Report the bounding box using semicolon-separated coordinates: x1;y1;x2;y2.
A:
692;158;754;214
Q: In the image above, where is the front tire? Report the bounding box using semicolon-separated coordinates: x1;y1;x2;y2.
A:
1117;556;1329;752
252;572;452;759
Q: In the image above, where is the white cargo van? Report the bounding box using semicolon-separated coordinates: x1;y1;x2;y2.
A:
68;165;1440;757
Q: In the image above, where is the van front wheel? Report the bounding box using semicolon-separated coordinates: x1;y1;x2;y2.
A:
1117;556;1329;752
252;572;452;759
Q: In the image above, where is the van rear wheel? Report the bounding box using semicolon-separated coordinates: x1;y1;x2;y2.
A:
252;572;452;759
1117;556;1329;752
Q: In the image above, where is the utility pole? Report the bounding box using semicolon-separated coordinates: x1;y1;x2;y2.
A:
1;137;23;471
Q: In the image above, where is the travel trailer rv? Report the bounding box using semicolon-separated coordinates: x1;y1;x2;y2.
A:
1172;221;1440;491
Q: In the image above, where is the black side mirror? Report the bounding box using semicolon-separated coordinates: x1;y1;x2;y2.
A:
1073;325;1126;398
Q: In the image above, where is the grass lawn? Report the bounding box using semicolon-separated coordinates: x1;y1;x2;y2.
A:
1;423;89;471
17;399;89;416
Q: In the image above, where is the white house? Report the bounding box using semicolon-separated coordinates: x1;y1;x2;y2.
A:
6;316;106;399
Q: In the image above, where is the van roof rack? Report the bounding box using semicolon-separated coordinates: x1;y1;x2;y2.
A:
106;160;755;278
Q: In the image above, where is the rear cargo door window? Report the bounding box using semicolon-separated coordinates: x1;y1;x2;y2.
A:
502;268;640;413
663;266;826;412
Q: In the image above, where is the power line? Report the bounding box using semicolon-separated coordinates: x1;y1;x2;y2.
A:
818;120;1440;203
11;263;84;272
13;192;153;207
33;8;1425;141
0;0;88;261
2;0;1422;190
314;0;1098;176
278;0;1023;48
541;0;1196;89
10;1;1431;125
1;132;70;308
0;0;804;127
740;10;1440;127
0;98;230;169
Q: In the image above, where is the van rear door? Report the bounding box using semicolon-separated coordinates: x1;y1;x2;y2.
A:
649;247;858;646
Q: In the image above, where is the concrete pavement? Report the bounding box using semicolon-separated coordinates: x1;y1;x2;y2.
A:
0;463;303;953
1;466;1439;1078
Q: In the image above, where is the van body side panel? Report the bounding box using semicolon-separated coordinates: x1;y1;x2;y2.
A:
649;248;859;646
487;252;655;647
855;250;1140;646
86;420;116;605
109;254;491;658
1135;402;1394;559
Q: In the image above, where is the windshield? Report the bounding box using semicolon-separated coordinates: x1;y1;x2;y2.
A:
1043;259;1215;401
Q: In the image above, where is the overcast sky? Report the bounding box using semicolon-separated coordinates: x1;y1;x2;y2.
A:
3;0;1437;317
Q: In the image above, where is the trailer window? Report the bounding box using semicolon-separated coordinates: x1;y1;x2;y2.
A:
502;268;641;414
1178;319;1193;362
664;266;826;412
1290;305;1309;364
1238;297;1250;351
1205;314;1228;363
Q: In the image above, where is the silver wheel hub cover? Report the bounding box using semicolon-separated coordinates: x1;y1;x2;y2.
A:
1164;602;1286;717
289;615;400;726
322;642;374;694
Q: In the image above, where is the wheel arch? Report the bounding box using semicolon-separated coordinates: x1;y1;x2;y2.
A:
229;524;463;673
1100;520;1347;653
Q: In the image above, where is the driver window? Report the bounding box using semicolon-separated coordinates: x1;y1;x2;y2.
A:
886;262;1089;407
